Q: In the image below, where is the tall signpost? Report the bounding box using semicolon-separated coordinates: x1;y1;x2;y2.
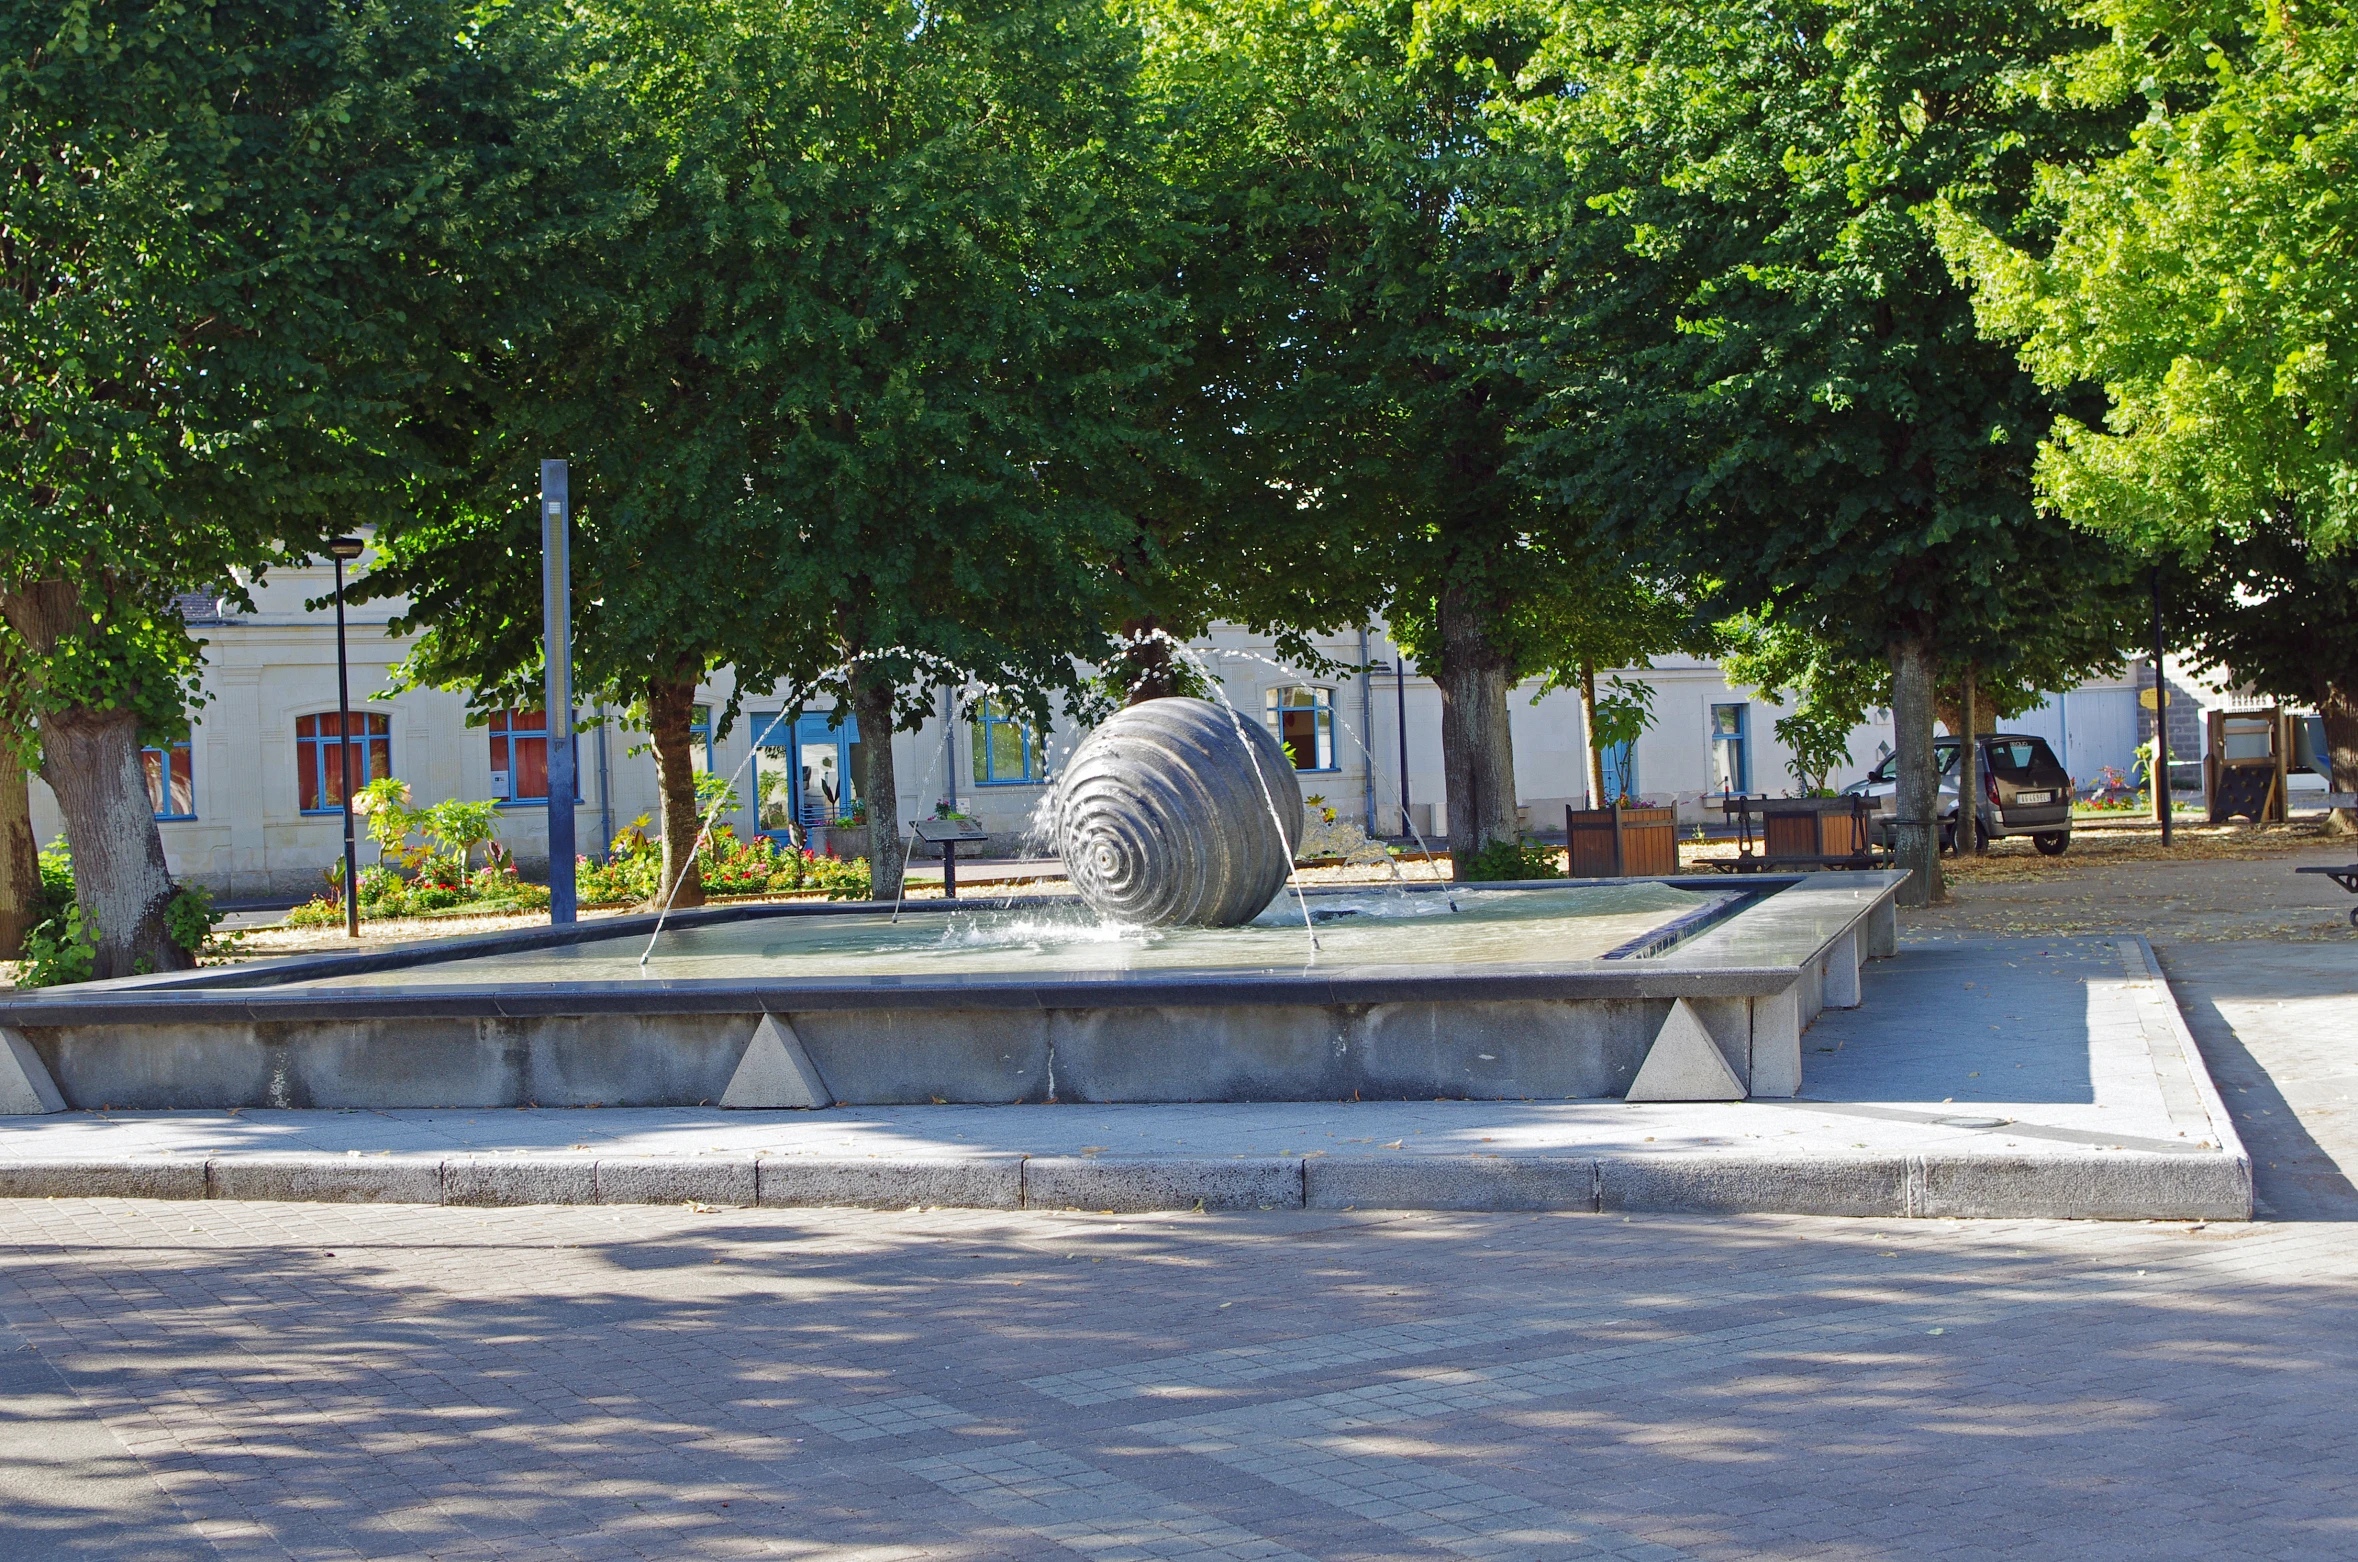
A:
542;461;578;924
327;536;367;938
2151;568;2172;849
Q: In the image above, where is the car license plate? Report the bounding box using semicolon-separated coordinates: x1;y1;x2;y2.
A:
2015;790;2051;805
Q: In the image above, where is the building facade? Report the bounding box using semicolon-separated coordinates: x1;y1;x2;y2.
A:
31;547;2239;898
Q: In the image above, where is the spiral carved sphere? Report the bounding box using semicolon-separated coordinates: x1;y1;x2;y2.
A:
1052;697;1304;927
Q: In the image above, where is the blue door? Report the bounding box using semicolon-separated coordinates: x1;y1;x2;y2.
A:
751;710;862;837
1601;740;1639;804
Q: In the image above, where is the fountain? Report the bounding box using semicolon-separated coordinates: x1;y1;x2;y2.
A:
0;693;1908;1112
1053;698;1302;928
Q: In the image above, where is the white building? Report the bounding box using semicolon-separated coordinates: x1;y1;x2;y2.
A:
29;547;2219;898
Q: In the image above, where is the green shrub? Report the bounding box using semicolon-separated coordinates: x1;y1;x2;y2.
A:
164;883;221;953
17;902;96;987
282;898;341;928
1458;837;1562;882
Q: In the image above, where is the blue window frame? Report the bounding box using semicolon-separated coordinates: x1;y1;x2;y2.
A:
143;742;195;820
689;703;715;772
1601;740;1639;804
1710;703;1750;796
972;697;1045;785
296;712;391;813
487;709;581;804
751;709;863;833
1265;685;1337;771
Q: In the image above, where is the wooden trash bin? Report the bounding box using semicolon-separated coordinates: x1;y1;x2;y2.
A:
1565;803;1679;878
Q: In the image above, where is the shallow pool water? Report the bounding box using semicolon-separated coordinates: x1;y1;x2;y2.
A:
307;881;1722;987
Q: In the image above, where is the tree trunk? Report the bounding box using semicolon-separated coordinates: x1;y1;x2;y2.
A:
36;705;191;977
1436;588;1520;874
0;742;39;960
646;675;705;908
2321;681;2358;836
851;663;903;900
1581;662;1605;809
1958;663;1983;855
1117;617;1181;706
1888;634;1945;907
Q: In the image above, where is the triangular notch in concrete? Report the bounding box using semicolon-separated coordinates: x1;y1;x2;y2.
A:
0;1026;67;1115
721;1014;831;1109
1625;999;1746;1103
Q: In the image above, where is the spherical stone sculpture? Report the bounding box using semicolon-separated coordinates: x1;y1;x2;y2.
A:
1052;697;1304;927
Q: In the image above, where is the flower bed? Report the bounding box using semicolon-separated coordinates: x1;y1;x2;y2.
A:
574;816;870;907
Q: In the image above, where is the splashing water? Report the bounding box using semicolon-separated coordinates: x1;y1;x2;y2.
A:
1149;638;1322;953
1179;637;1459;912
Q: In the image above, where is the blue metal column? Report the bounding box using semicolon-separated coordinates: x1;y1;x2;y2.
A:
542;460;578;923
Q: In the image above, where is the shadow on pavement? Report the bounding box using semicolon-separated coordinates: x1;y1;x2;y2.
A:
2158;943;2358;1220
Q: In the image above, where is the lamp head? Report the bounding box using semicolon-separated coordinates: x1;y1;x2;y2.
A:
326;537;366;562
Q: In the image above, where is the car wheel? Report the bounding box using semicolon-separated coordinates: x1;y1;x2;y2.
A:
2032;831;2068;857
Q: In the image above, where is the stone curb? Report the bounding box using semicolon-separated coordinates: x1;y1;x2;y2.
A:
0;1148;2250;1220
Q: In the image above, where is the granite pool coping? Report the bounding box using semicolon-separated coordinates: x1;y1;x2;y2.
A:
0;875;1898;1027
0;935;2249;1221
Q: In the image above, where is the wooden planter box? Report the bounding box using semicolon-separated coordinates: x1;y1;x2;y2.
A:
1763;806;1872;860
1565;804;1679;878
1721;795;1880;869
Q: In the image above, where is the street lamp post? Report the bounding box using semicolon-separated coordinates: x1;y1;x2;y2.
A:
328;536;367;938
2152;567;2173;849
541;462;577;924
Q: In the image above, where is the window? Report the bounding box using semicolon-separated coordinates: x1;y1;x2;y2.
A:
1709;703;1750;795
295;712;391;812
143;742;194;820
1983;738;2067;784
488;709;549;801
1867;741;1962;784
689;703;714;773
751;710;863;832
1264;685;1336;771
489;708;585;803
972;697;1046;785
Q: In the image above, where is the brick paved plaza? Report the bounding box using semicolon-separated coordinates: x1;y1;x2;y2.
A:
4;1189;2355;1561
4;913;2355;1561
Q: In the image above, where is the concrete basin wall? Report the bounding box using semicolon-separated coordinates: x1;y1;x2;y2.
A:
3;873;1909;1111
22;994;1773;1110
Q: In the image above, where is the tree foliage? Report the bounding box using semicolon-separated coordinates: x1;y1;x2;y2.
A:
0;0;486;971
1502;0;2146;895
1934;0;2358;553
369;0;1177;899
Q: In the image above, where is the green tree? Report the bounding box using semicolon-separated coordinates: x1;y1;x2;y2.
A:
0;0;487;974
2164;521;2358;820
1511;0;2141;902
373;0;1172;903
1933;0;2358;817
1135;0;1689;873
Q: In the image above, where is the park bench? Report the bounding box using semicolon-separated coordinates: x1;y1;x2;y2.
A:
1713;793;1886;873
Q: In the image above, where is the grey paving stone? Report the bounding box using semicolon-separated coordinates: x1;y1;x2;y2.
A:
203;1156;444;1205
441;1156;596;1206
592;1156;757;1207
0;1159;205;1201
1304;1154;1596;1212
756;1155;1022;1209
1025;1156;1303;1212
1598;1153;1909;1216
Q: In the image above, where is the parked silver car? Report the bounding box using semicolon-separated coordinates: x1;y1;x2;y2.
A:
1841;733;2073;856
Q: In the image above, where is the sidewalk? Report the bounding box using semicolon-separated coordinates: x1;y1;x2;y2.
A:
0;936;2248;1219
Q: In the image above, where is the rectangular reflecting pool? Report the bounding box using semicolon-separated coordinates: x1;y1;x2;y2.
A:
298;882;1720;988
0;874;1907;1110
